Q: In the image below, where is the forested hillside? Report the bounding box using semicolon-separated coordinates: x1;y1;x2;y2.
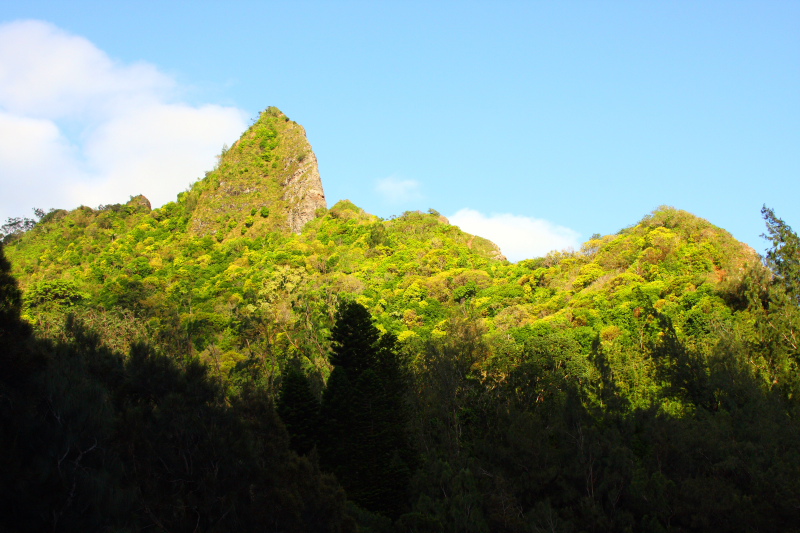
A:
2;109;800;532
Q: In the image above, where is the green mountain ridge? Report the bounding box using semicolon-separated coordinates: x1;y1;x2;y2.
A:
3;110;758;381
4;108;800;532
2;108;760;385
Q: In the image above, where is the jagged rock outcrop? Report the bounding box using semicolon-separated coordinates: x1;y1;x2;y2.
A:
126;194;152;212
283;150;326;234
187;107;326;238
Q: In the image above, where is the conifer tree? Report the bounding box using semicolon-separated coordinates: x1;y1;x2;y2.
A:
762;205;800;299
329;300;380;375
754;207;800;397
277;365;321;455
320;301;412;518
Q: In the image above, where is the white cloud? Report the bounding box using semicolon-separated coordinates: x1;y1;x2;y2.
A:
375;176;423;203
449;208;581;262
0;111;84;212
0;20;248;220
76;102;245;208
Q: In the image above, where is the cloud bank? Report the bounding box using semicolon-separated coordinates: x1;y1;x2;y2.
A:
0;20;248;220
449;208;581;262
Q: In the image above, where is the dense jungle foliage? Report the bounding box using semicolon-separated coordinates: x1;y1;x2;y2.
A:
3;109;800;531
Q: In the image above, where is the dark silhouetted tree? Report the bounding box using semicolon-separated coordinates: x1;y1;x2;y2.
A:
320;301;412;518
278;365;321;455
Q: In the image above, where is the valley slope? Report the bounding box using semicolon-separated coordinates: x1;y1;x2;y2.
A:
4;108;800;532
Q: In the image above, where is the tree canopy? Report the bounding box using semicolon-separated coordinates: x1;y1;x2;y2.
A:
3;111;799;530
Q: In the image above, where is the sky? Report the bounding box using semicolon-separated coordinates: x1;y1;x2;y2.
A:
1;1;798;262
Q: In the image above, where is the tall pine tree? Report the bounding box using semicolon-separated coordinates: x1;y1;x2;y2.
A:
277;365;321;455
320;301;412;519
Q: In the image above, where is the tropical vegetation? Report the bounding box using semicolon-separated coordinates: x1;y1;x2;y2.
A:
2;108;799;532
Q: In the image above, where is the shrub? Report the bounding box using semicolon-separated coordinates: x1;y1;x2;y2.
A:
24;279;85;308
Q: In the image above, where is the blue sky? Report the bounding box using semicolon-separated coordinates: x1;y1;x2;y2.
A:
1;1;798;261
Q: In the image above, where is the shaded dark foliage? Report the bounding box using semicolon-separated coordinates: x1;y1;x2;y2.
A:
0;248;354;532
318;302;413;519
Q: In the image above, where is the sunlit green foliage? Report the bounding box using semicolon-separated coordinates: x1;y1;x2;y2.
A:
6;198;761;418
4;107;799;530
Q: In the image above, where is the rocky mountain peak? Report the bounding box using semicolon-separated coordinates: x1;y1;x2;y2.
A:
188;107;326;238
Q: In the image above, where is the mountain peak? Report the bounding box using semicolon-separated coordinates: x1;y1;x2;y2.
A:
187;107;326;238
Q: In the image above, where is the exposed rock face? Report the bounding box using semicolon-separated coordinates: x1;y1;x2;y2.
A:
126;194;152;212
283;150;327;234
187;107;327;238
485;245;508;262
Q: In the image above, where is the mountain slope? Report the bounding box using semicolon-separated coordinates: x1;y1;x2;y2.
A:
2;109;759;383
7;108;800;532
188;106;326;237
